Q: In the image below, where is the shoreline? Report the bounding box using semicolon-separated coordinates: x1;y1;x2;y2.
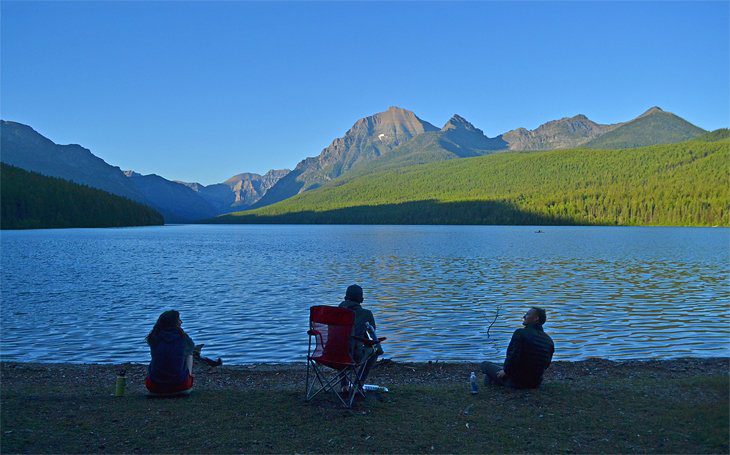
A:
2;356;727;390
2;357;728;453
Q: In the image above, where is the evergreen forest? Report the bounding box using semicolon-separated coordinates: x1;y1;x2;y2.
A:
215;138;730;226
1;164;164;229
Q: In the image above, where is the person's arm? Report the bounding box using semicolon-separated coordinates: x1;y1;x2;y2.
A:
546;341;555;368
502;329;523;377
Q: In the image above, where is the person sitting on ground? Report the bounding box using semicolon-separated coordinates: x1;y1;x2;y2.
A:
144;310;198;394
339;284;382;392
481;307;554;389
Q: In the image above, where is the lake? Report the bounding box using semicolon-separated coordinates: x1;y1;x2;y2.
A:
1;225;728;364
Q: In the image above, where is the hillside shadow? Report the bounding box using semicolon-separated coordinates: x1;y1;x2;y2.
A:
208;199;588;226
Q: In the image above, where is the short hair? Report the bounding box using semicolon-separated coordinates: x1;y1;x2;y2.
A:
531;307;547;325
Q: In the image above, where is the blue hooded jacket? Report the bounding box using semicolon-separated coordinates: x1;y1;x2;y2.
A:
148;328;195;384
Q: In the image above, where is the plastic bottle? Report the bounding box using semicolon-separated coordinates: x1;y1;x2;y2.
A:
115;370;126;397
365;321;376;340
469;371;478;394
363;384;389;393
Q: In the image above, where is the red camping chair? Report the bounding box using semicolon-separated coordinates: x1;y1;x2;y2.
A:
305;305;386;408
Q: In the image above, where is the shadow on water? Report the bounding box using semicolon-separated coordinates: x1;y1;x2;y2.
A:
210;199;585;226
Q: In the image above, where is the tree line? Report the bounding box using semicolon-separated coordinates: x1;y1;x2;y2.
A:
218;138;729;227
1;164;164;229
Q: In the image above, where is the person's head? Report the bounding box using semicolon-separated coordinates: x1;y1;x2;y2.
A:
344;284;364;304
145;310;184;345
522;307;546;326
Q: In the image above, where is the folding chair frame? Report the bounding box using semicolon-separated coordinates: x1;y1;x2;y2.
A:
305;329;376;408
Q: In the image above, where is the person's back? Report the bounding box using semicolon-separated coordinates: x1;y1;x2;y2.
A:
481;306;554;389
339;300;376;346
145;310;196;394
503;322;554;388
338;284;380;389
148;327;194;385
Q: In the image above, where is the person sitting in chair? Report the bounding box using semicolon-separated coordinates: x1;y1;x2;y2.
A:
339;284;381;392
481;307;554;389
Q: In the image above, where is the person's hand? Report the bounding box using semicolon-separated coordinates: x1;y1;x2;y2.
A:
497;370;507;379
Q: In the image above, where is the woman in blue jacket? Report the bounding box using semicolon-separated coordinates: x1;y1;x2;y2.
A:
144;310;195;394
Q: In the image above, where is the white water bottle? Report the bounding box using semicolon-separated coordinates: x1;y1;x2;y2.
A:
469;371;478;394
363;384;389;393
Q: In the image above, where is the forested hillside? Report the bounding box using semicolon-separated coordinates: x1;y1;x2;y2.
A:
1;164;164;229
214;139;729;226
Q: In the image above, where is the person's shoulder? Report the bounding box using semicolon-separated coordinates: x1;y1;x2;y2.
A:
512;327;527;337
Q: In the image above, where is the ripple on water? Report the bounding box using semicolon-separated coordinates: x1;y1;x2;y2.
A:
1;225;729;364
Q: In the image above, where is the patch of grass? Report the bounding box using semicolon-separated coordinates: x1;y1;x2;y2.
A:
2;373;727;453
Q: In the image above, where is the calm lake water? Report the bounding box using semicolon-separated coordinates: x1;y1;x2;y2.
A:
1;225;728;364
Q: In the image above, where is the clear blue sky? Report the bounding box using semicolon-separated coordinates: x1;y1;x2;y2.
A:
2;1;728;184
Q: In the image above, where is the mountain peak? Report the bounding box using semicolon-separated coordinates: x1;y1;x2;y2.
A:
639;106;665;118
442;114;478;132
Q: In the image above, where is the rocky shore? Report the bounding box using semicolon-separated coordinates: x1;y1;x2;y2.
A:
1;357;728;454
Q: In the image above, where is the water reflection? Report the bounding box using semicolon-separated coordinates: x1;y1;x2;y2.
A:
1;225;728;364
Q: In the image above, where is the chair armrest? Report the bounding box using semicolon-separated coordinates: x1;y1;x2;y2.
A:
307;329;321;336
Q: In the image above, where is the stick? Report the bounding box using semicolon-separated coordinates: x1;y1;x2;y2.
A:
486;305;501;339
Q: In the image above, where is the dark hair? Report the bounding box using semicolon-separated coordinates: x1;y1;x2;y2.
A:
345;284;364;303
532;307;547;325
145;310;184;345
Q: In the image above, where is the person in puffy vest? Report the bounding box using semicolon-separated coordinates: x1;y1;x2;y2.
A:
481;307;554;389
145;310;196;394
339;284;381;390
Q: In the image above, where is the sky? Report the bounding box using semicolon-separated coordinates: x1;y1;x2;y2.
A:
2;1;728;185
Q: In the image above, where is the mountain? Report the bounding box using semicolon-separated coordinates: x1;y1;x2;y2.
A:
1;163;163;229
252;106;439;208
214;138;729;227
345;114;507;174
0;121;146;202
178;169;290;213
123;171;218;223
585;107;706;149
0;120;219;223
501;114;617;150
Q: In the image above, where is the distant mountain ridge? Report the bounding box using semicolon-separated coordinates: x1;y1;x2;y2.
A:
0;120;147;203
122;170;218;222
177;169;289;213
0;120;288;223
216;137;729;227
252;106;439;208
501;114;618;150
1;105;711;224
252;105;707;209
584;107;706;149
343;114;507;176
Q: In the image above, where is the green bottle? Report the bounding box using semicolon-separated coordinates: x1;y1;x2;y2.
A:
115;370;126;397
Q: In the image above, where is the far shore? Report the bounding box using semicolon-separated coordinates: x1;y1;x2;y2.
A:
1;357;728;454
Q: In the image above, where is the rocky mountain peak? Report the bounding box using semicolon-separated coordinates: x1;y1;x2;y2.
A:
442;114;479;132
639;106;665;118
501;114;616;151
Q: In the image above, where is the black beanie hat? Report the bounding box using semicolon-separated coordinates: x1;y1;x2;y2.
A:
345;284;364;303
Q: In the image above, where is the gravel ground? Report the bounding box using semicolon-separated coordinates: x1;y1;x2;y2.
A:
2;357;727;394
